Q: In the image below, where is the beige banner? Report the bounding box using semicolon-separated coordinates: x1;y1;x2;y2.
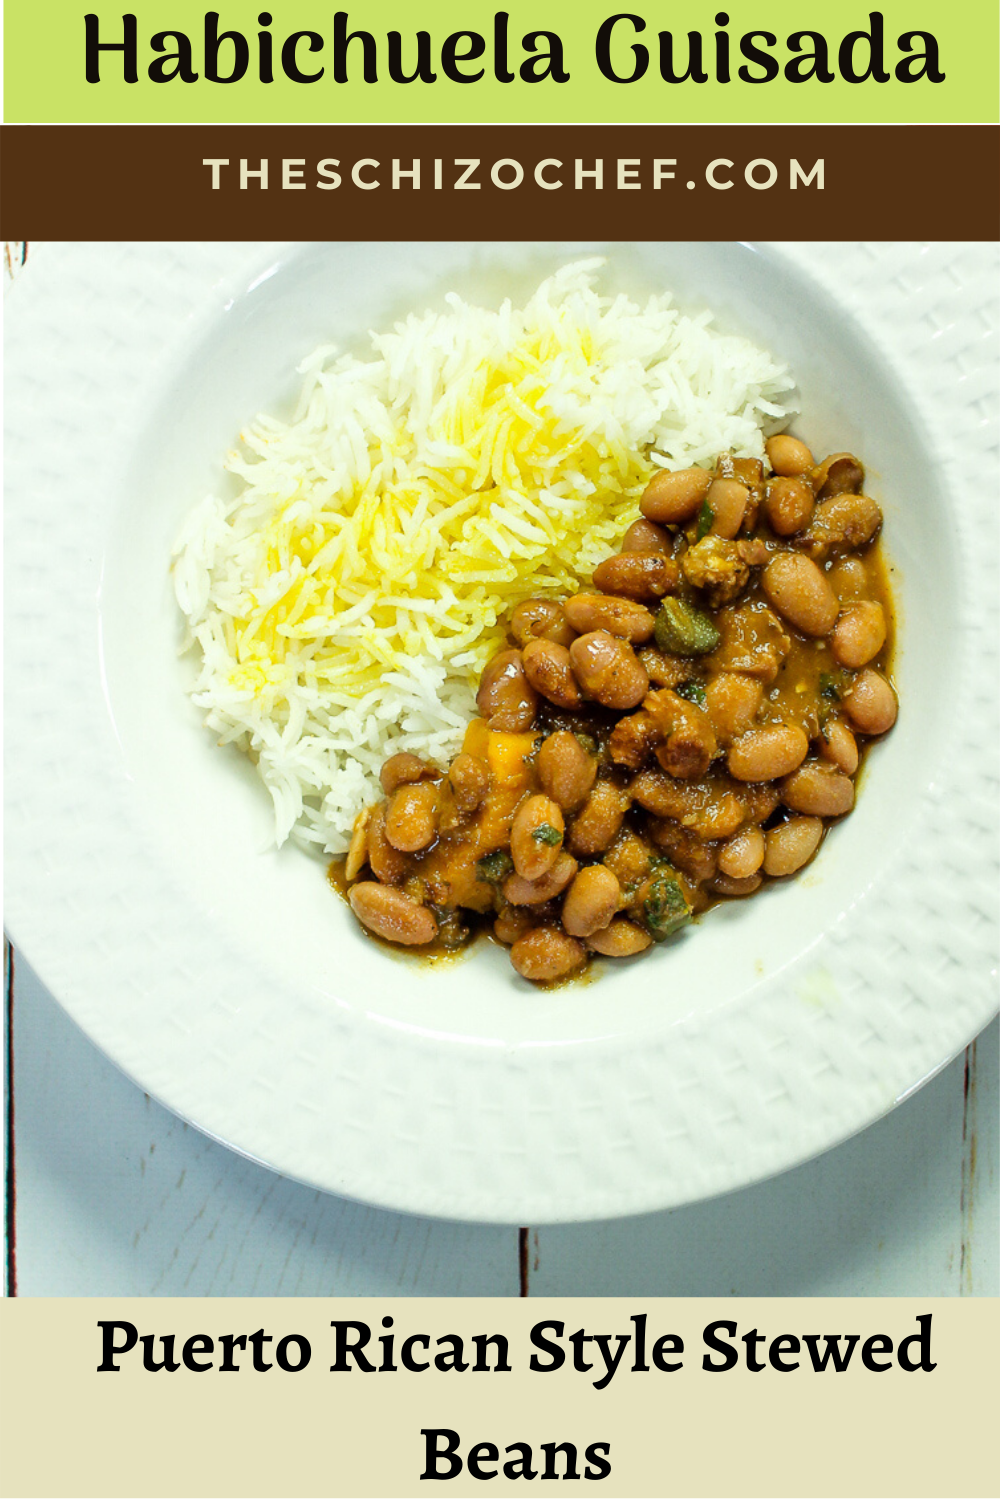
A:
1;1298;996;1497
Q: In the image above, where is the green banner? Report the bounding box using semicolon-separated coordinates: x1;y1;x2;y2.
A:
5;0;997;123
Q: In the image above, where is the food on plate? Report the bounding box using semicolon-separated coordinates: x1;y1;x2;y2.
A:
340;441;897;984
173;261;794;854
173;260;897;988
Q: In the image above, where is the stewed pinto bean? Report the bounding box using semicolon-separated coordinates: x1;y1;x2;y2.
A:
568;780;628;855
832;601;886;669
766;434;814;477
448;753;490;812
728;724;809;781
812;452;864;500
477;649;538;730
827;555;869;601
349;883;438;946
586;919;652;957
800;492;882;560
591;552;679;602
385;782;440;852
564;593;656;642
763;817;823;876
510;927;587;983
843;669;897;735
781;762;855;817
537;731;596;811
366;804;408;884
380;752;433;795
569;631;650;709
503;851;578;907
521;638;583;709
718;825;765;879
510;794;565;880
494;905;535;946
561;865;620;937
711;871;762;897
510;597;576;649
705;478;749;539
821;720;859;775
764;476;814;536
341;438;895;987
762;553;840;637
640;466;712;524
622;518;670;552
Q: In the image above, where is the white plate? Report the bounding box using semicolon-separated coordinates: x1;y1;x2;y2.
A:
5;241;998;1223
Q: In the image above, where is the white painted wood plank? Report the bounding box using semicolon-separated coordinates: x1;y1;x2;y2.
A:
9;948;996;1297
9;952;518;1296
528;1019;998;1297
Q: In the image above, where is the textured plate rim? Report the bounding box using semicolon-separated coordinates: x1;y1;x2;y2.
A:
4;240;998;1223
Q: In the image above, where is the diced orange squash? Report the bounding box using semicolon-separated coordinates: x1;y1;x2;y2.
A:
486;730;539;790
462;717;490;761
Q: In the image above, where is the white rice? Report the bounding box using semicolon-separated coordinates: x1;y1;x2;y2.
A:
173;260;795;855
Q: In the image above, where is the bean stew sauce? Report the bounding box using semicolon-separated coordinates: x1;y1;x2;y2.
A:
336;438;897;986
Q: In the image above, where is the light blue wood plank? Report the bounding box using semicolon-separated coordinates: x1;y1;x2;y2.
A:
528;1019;998;1297
9;952;518;1296
961;1023;999;1295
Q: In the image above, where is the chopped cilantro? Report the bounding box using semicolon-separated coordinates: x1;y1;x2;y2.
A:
642;868;693;941
676;679;707;707
696;498;714;541
475;850;513;886
531;823;563;847
819;672;841;702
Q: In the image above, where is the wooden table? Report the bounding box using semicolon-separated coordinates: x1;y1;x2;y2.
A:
7;943;996;1297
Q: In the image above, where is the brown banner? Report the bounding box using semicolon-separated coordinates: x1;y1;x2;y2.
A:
1;123;998;238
